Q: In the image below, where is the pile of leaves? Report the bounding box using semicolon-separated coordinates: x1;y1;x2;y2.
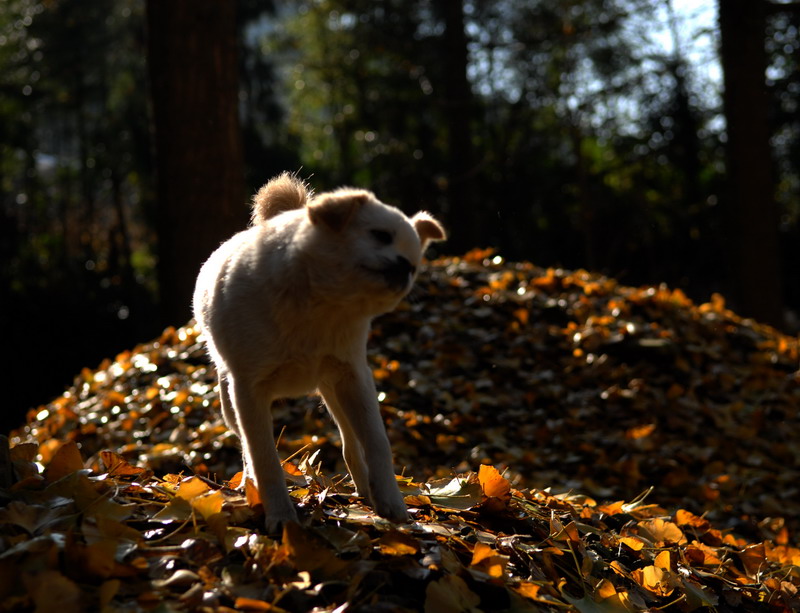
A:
3;250;800;611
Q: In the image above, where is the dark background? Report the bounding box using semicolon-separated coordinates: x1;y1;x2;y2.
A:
1;0;798;432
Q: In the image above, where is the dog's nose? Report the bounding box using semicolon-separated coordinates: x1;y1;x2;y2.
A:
393;256;416;277
383;256;416;290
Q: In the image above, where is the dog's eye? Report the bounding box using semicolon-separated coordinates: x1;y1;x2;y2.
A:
370;229;394;245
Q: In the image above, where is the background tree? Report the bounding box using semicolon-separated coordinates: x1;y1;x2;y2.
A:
718;0;783;326
0;0;157;431
146;0;247;326
2;0;799;428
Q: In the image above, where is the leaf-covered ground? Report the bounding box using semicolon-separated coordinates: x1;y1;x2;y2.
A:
3;250;800;612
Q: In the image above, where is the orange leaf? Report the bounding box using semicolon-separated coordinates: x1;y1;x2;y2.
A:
245;477;262;507
514;581;542;599
470;542;508;579
100;451;147;477
685;542;724;567
377;530;420;556
765;543;800;567
43;441;84;483
738;543;766;578
227;471;243;489
234;597;272;611
478;464;511;501
282;522;346;575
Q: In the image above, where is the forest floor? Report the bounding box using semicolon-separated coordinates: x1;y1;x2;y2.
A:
2;250;800;612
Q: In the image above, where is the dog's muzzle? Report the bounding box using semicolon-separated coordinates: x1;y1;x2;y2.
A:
381;256;416;292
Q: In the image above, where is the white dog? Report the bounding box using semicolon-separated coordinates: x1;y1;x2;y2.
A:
193;172;445;530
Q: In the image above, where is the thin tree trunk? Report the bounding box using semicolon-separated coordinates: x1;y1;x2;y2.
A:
718;0;784;326
146;0;246;326
439;0;478;252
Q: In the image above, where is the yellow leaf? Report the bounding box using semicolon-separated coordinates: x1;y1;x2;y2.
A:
642;565;673;596
191;490;225;521
470;542;508;579
176;476;211;500
596;578;617;599
377;530;420;556
654;550;671;571
637;518;687;546
619;536;645;551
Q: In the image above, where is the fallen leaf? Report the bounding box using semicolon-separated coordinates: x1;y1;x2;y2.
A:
425;574;480;613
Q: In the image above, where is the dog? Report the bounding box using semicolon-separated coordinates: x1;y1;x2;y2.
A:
193;172;445;530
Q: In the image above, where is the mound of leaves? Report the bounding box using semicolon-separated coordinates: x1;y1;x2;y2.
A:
4;249;800;611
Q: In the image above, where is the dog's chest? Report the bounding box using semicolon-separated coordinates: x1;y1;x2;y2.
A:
262;318;367;397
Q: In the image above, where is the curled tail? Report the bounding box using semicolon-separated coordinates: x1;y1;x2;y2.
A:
251;172;310;225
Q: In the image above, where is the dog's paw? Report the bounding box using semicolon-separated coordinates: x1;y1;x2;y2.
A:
372;491;409;523
263;508;299;534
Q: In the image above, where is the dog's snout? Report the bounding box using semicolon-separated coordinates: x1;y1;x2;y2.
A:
394;256;416;277
382;256;416;291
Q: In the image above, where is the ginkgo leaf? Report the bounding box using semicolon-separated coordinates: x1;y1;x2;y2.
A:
470;541;509;579
425;574;480;613
478;463;511;501
423;476;482;510
43;441;84;483
190;490;225;521
7;252;800;612
377;530;420;556
637;518;687;546
175;476;211;500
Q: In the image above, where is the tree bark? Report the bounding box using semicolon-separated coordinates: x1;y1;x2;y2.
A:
146;0;246;327
439;0;479;253
718;0;784;326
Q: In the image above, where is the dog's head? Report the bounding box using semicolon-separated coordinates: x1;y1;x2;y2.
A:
303;187;446;312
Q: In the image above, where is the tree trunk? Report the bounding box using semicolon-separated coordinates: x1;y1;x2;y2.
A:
146;0;246;327
439;0;479;253
718;0;784;326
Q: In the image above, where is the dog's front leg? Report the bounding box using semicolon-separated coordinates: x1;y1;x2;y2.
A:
228;375;298;532
318;381;370;497
322;364;408;523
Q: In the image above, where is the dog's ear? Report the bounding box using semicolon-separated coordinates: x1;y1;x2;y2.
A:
411;211;446;246
308;190;368;231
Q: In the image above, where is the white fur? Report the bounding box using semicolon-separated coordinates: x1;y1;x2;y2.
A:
193;173;445;530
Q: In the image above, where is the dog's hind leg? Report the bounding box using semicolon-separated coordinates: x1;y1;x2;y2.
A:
228;374;298;532
320;364;408;523
218;373;252;487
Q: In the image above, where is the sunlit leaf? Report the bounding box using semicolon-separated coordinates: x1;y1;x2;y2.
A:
478;463;511;501
637;518;687;546
377;530;420;556
470;541;508;579
423;476;482;510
